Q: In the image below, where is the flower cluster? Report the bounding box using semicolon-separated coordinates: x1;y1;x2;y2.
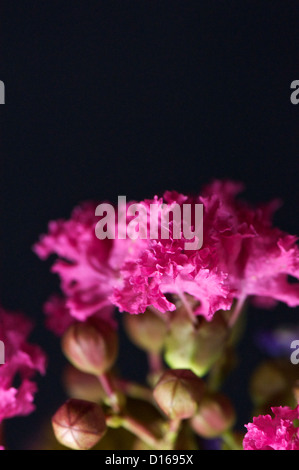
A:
26;180;299;451
34;180;299;329
3;179;299;450
0;307;46;425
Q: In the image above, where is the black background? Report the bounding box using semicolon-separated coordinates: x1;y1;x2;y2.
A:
1;1;299;449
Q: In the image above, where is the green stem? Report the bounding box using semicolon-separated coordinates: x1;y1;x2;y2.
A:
98;373;121;413
222;431;243;450
165;418;181;449
106;414;180;450
177;289;197;326
116;378;153;403
148;306;169;323
118;415;162;450
228;296;246;329
148;352;163;377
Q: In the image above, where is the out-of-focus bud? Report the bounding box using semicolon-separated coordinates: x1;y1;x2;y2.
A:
174;422;199;450
164;309;228;377
250;360;287;407
191;392;236;438
52;399;107;450
63;365;106;403
153;369;205;420
123;309;168;354
61;320;118;376
250;359;298;411
293;380;299;404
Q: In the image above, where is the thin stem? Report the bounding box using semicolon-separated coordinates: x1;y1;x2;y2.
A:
148;306;169;323
228;296;246;329
176;288;197;325
120;415;162;450
106;413;180;450
98;373;120;413
116;378;153;403
222;431;243;450
148;352;163;377
165;418;181;449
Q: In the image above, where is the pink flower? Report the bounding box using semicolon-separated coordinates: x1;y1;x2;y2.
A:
33;202;144;323
202;180;299;310
112;192;234;319
113;182;298;320
35;181;299;322
243;406;299;450
43;295;115;336
43;295;74;336
0;307;46;423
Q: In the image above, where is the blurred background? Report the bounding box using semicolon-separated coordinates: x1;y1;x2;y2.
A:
1;1;299;449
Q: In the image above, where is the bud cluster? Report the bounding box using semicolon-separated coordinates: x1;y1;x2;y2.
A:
48;296;243;451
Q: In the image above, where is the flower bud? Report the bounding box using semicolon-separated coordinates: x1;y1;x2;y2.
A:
249;359;299;416
123;309;168;354
61;320;118;376
52;399;107;450
153;369;205;420
63;365;106;403
250;360;287;407
164;310;228;377
191;392;236;438
293;380;299;404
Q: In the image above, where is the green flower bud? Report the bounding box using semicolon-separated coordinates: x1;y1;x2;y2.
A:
191;392;236;438
123;309;168;354
52;399;107;450
250;359;298;412
153;369;205;420
164;309;228;377
62;320;118;376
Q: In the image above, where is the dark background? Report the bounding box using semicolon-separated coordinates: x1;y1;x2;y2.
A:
1;1;299;449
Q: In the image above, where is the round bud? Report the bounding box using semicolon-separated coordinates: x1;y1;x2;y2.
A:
61;320;118;376
164;310;228;377
52;399;107;450
124;309;168;354
191;392;236;438
153;369;205;420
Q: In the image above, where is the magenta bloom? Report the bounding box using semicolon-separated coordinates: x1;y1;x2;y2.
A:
34;181;299;322
33;202;144;326
34;202;117;323
111;190;233;318
0;308;46;423
114;181;299;319
43;295;75;336
203;181;299;310
243;406;299;450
